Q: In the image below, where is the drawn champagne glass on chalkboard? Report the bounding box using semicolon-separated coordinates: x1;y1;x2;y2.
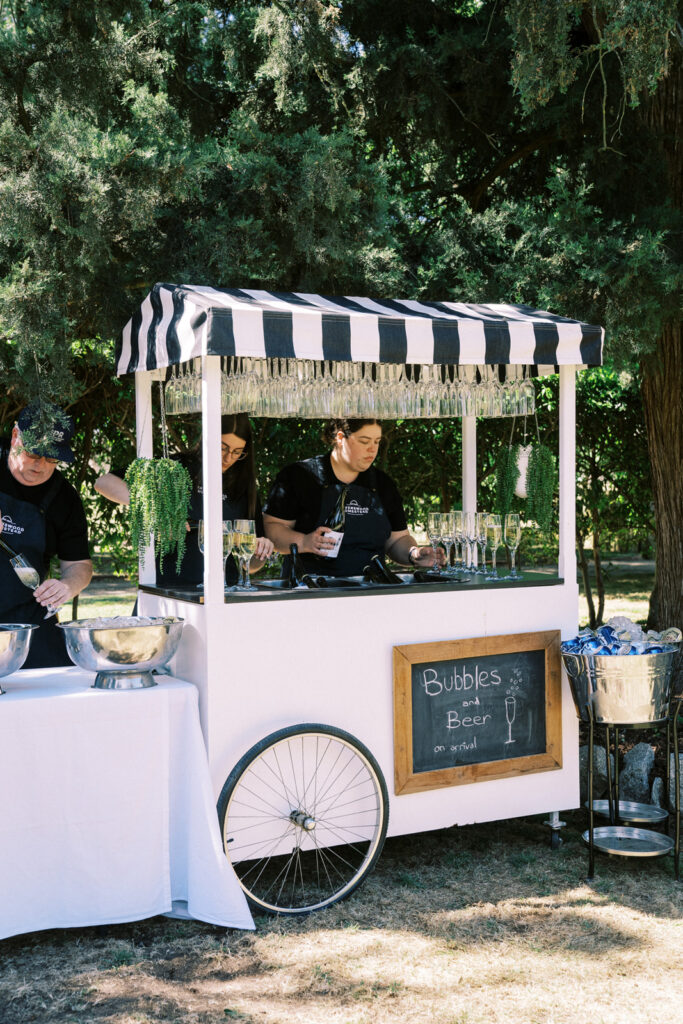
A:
505;696;516;744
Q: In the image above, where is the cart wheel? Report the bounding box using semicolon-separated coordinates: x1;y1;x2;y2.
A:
217;723;389;915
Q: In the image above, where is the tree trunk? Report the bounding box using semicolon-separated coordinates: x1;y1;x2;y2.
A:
641;323;683;635
638;40;683;688
591;525;605;627
577;533;596;629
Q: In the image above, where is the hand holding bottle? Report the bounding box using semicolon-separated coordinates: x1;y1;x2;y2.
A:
309;486;347;558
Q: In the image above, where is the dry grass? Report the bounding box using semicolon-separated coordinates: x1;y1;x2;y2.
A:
2;815;683;1024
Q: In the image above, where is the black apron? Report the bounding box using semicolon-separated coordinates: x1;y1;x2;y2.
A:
292;480;392;578
0;479;70;669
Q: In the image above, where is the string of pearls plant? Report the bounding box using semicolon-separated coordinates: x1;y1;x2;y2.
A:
124;381;192;573
125;458;192;573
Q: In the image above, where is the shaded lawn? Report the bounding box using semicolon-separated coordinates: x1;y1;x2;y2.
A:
2;812;682;1024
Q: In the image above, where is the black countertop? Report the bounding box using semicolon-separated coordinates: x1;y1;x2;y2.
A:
140;570;563;606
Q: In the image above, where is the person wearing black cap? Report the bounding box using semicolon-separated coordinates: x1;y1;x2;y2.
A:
0;402;93;668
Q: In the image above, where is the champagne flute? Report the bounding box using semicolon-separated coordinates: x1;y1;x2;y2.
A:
426;512;442;575
476;512;489;575
198;521;235;589
10;553;59;619
451;510;464;574
234;518;257;591
504;513;522;580
505;696;516;744
441;512;455;576
485;514;502;581
197;520;205;588
463;511;477;573
222;521;234;589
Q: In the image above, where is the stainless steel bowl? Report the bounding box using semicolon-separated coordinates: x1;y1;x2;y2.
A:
58;617;184;689
0;623;38;693
562;647;678;723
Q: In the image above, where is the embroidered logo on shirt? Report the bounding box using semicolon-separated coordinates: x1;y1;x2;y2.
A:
345;499;369;515
1;514;25;536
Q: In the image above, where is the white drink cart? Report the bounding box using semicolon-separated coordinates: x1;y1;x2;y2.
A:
117;286;603;914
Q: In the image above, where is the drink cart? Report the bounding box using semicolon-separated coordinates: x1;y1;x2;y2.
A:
117;285;603;915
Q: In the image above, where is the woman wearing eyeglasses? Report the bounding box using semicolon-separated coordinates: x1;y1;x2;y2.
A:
95;413;273;587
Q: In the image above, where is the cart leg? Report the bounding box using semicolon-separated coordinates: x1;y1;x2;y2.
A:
543;810;566;849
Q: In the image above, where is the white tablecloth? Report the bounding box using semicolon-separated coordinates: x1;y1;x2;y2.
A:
0;667;254;940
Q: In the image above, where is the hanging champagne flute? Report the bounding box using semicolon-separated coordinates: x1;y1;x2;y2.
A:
485;514;502;581
504;513;522;580
234;518;257;591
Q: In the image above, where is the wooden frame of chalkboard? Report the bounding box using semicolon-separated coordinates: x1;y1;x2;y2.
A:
393;631;562;795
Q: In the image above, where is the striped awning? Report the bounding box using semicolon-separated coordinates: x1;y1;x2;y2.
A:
116;283;604;376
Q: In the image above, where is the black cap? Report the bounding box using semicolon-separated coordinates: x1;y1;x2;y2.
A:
16;402;75;464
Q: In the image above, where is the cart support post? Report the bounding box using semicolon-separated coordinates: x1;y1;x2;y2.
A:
201;355;224;608
558;365;577;583
462;415;476;514
135;371;155;585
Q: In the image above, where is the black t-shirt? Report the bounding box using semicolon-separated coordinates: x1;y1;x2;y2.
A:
264;453;407;576
264;453;407;533
0;443;90;565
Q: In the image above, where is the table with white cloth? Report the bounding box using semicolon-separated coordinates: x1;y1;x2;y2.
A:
0;667;254;941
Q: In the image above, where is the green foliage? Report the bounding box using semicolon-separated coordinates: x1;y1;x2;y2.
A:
124;458;192;574
494;447;520;518
526;444;556;534
14;399;72;460
507;1;677;116
0;0;676;624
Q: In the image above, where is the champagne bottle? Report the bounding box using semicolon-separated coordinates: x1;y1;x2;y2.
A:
321;486;347;559
0;535;19;559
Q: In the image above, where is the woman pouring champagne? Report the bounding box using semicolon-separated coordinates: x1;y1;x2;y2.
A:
263;419;441;578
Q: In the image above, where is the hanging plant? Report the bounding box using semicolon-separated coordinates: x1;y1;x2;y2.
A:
125;458;192;573
526;444;556;533
494;446;520;517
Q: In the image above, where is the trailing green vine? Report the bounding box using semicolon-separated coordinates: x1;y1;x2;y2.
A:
495;447;520;517
526;443;555;533
125;458;192;573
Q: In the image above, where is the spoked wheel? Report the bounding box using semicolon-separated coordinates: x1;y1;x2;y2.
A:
217;724;389;915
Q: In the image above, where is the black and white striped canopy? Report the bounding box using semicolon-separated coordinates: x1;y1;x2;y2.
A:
117;284;604;376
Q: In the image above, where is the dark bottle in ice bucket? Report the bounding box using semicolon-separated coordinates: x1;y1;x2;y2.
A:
322;486;347;559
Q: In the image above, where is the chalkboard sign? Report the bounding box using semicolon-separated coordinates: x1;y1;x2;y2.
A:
393;631;562;795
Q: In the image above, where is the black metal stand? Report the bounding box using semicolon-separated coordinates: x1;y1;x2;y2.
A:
585;705;679;880
665;695;682;881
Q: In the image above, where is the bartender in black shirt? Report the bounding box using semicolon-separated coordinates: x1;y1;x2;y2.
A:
264;419;440;578
0;403;93;667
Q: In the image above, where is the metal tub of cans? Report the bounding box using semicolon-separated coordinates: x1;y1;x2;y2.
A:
561;620;681;724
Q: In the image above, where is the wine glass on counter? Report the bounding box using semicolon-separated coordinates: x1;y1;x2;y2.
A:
234;519;257;591
476;512;489;576
441;512;455;576
426;512;442;575
451;511;464;574
463;512;477;573
198;520;235;589
504;513;522;580
485;514;502;580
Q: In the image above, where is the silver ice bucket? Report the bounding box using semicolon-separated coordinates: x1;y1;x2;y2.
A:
562;648;677;724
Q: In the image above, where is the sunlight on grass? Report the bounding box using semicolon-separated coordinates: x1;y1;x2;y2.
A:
579;593;650;628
